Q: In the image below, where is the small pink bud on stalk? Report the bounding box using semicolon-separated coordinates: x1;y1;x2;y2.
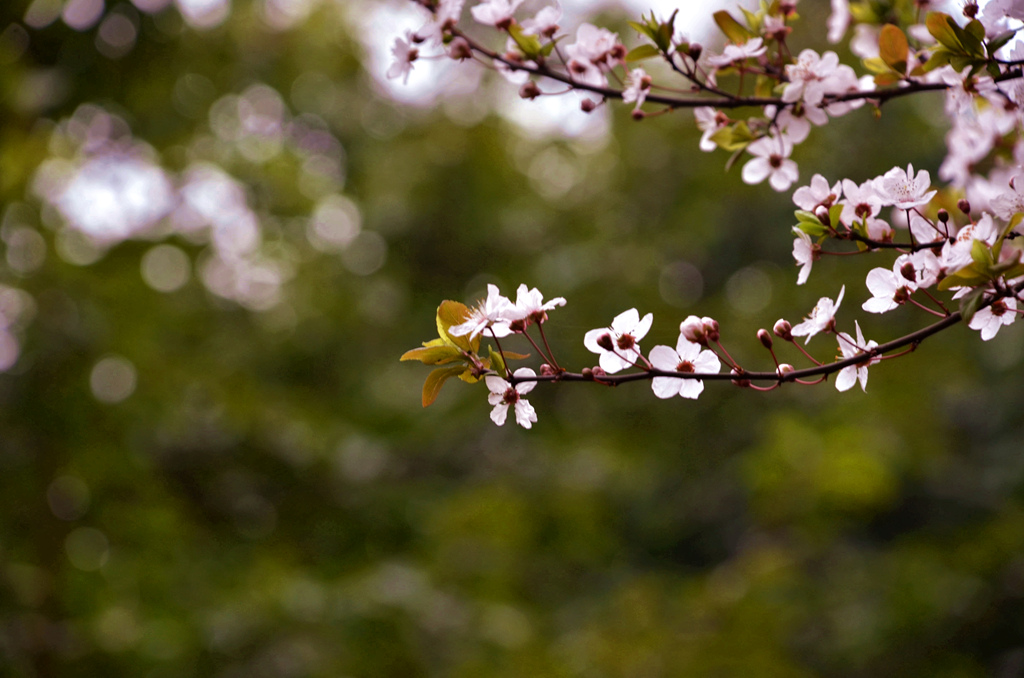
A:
449;38;472;60
631;109;646;120
688;43;702;61
680;316;707;345
519;81;541;100
900;261;916;282
937;208;949;224
596;333;614;351
539;364;557;376
580;99;597;113
773;319;793;341
777;364;794;377
757;329;773;349
581;367;594;380
958;198;971;215
702;317;720;342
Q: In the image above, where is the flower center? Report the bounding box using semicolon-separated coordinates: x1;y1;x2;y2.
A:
992;299;1008;316
769;154;782;168
502;388;519;405
616;334;635;351
676;360;695;373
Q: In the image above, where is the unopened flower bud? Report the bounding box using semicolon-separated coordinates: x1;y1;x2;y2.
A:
937;208;949;223
757;328;773;349
731;368;750;387
596;333;614;351
773;319;793;341
680;315;706;345
519;81;541;100
580;99;597;113
449;37;472;60
539;364;557;376
815;206;831;227
958;198;971;215
702;317;720;342
688;43;702;61
963;1;978;19
777;363;794;377
610;43;627;61
581;367;594;380
631;109;646;120
900;261;916;282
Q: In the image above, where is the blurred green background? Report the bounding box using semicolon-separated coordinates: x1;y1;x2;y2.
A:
2;0;1024;676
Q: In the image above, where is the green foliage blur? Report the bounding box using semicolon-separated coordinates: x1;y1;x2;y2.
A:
2;1;1024;676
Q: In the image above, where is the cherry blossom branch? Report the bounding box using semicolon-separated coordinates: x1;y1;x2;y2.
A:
447;26;997;112
506;281;1024;388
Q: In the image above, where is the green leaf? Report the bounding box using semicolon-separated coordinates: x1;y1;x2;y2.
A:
739;6;761;34
656;10;677;51
713;10;754;43
507;23;543;60
921;48;954;72
987;29;1018;56
971;238;994;268
400;344;463;365
488;346;506;378
879;24;909;74
628;21;656;41
965;19;985;42
794;210;822;224
862;57;891;75
795;221;829;237
421;365;467;407
937;264;990;290
828;203;844;229
958;286;987;324
926;12;964;52
625;44;661;62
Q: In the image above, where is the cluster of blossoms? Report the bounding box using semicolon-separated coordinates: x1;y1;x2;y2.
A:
397;0;1024;429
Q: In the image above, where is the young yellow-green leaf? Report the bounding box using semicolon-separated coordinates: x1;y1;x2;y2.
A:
502;351;530;360
488;345;507;377
965;19;985;42
862;57;891;75
937;263;990;290
926;12;964;52
879;24;908;74
436;300;475;352
626;44;661;61
508;23;543;60
713;10;753;44
971;238;994;268
400;344;463;365
421;365;468;407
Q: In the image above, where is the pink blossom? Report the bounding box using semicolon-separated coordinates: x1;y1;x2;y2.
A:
742;135;799;192
792;228;814;285
470;0;523;27
583;308;653;373
386;32;419;85
835;321;879;392
449;284;514;339
486;367;538;428
707;38;766;67
783;49;841;106
874;164;937;209
793;173;840;211
649;336;721;399
791;286;844;343
969;297;1018;341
